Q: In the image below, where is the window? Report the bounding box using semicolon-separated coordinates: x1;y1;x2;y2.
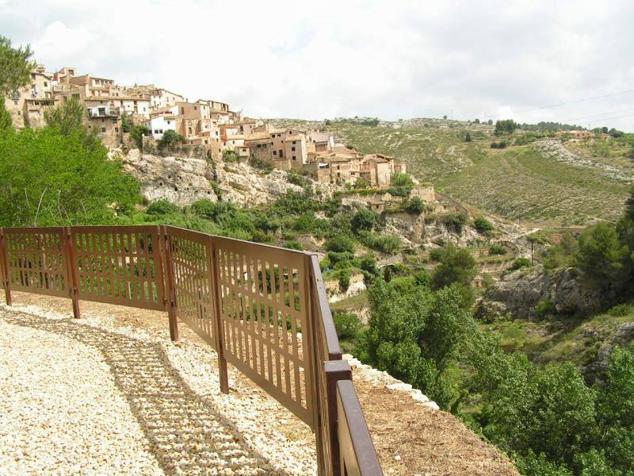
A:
292;155;296;161
273;150;277;156
291;146;296;151
101;127;106;133
115;127;119;133
293;141;296;145
44;81;48;87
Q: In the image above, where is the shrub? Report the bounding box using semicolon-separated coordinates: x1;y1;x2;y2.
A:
360;232;401;254
334;312;361;340
441;212;468;234
489;243;507;256
287;171;311;188
575;223;629;291
431;245;477;290
511;257;532;270
607;303;633;317
338;268;352;291
146;199;180;216
351;208;379;233
474;216;494;234
490;141;507;149
405;196;425;215
222;149;240;163
535;298;556;318
326;234;355;253
158;129;184;150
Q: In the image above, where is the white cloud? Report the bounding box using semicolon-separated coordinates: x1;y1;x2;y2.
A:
2;0;634;129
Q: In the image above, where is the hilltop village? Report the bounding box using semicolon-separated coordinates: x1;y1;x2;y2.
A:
6;64;406;189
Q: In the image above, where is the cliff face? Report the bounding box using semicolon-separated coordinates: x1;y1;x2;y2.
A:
478;265;609;320
120;149;307;207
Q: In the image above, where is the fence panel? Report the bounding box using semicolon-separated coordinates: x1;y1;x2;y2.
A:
69;226;165;311
166;226;216;349
3;227;69;297
214;236;314;425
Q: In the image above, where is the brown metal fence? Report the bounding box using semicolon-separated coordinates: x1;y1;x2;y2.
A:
0;224;382;476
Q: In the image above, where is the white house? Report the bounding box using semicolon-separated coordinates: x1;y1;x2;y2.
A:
150;115;177;140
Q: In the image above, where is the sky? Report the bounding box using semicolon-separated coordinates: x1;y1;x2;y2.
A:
2;0;634;130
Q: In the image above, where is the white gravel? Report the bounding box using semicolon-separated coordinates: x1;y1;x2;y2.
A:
0;304;316;475
0;320;163;475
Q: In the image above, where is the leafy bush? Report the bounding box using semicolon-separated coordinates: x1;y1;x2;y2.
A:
222;149;240;163
441;212;468;234
474;216;494;234
338;268;352;291
511;257;532;270
334;312;361;340
405;196;425;214
489;243;507;256
325;234;355;253
351;208;379;233
283;239;303;251
431;245;477;290
158;129;184;150
490;141;508;149
147;199;181;216
130;124;149;150
0;127;139;226
359;232;401;254
535;298;556;318
575;223;629;291
607;303;633;317
286;171;311;188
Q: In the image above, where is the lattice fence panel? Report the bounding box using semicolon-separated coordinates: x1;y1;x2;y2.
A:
168;228;216;349
3;227;68;297
70;226;165;310
214;236;313;425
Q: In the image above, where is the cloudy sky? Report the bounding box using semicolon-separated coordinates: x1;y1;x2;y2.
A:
2;0;634;130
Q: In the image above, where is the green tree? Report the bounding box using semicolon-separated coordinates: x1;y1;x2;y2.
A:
494;119;518;135
575;223;629;291
325;234;355;253
431;245;477;290
158;129;184;150
351;208;378;233
483;362;596;467
0;35;33;96
131;124;150;150
44;96;86;136
0;127;139;226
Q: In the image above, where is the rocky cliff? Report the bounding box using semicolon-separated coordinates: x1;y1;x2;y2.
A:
119;149;311;207
478;265;609;320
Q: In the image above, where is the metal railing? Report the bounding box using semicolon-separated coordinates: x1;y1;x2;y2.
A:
0;225;382;476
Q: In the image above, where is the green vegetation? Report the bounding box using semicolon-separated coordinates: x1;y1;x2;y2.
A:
474;216;494;234
158;129;184;150
0;120;138;226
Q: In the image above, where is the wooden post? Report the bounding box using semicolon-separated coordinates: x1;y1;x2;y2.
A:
0;228;12;306
209;236;229;394
162;226;179;343
64;227;81;319
325;360;353;476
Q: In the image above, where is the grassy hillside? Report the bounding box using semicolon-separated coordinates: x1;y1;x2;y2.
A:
313;120;631;225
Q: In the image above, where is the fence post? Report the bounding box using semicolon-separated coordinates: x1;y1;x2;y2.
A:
64;227;81;319
209;236;229;394
162;226;179;343
0;228;11;306
325;360;353;476
306;255;327;476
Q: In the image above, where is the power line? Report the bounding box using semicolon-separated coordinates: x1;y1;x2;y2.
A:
515;88;634;114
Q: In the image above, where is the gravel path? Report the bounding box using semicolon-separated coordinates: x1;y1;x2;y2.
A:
0;309;289;475
0;320;162;474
